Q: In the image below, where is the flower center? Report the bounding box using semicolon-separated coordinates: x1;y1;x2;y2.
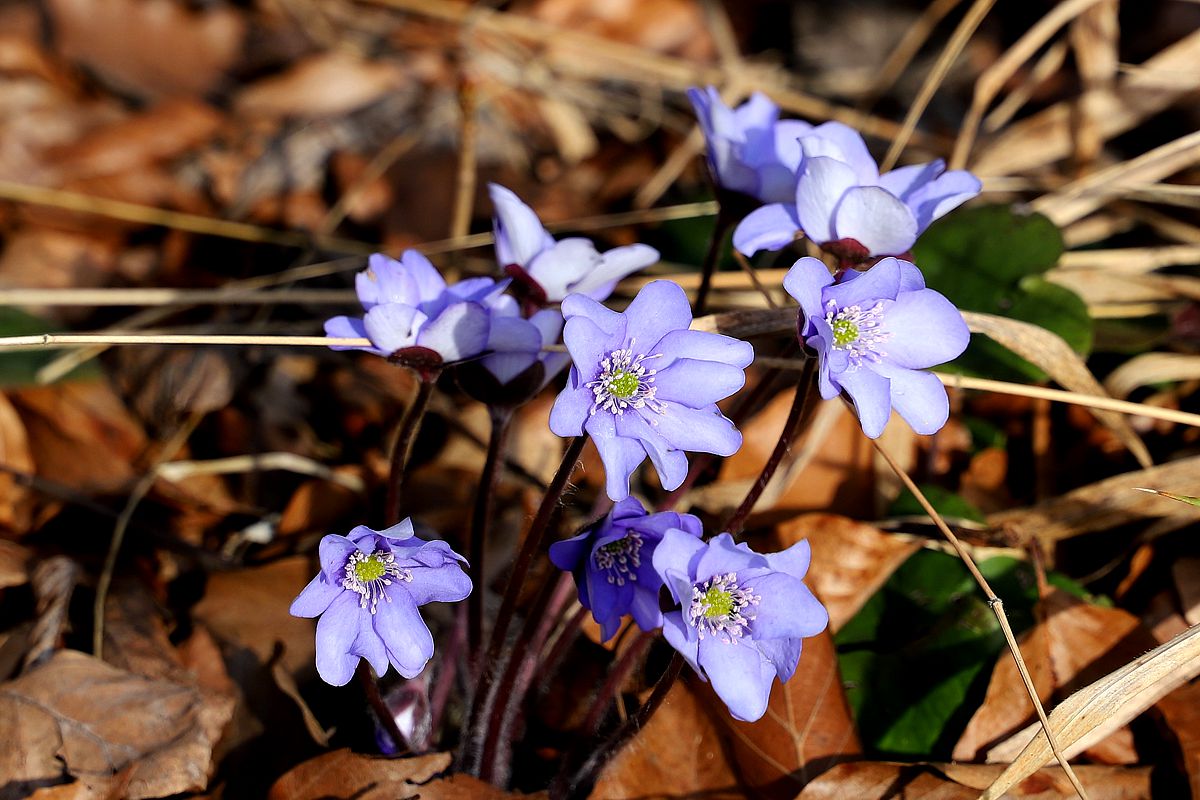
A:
342;549;413;614
592;531;643;586
587;344;666;416
824;300;891;366
687;572;760;643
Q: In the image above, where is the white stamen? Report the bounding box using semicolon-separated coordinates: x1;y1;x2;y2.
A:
586;340;666;417
342;549;413;614
687;572;760;644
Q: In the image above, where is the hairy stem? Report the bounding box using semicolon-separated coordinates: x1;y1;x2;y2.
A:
723;356;817;537
469;407;513;662
356;661;408;755
458;435;587;774
384;376;436;526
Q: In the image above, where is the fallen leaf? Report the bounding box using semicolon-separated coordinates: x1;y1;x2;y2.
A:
0;650;227;799
773;513;920;633
234;51;406;119
592;677;742;799
954;590;1156;764
708;628;862;799
979;624;1200;798
0;392;35;534
797;761;1152;799
268;750;533;799
1154;679;1200;800
0;537;31;588
1172;557;1200;626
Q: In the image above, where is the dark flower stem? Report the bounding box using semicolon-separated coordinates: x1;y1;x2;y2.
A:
468;406;513;663
580;629;655;735
458;435;587;774
693;206;735;316
356;661;408;755
384;375;436;526
551;653;685;800
723;356;817;537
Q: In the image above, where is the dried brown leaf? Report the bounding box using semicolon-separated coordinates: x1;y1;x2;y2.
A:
1154;679;1200;800
797;761;1152;799
961;311;1151;468
268;750;535;799
774;513;920;633
0;392;35;534
988;454;1200;546
954;590;1156;764
0;650;227;799
592;677;742;799
707;628;861;799
1103;352;1200;400
979;624;1200;798
0;537;31;589
10;381;146;494
1172;557;1200;627
234;52;407;119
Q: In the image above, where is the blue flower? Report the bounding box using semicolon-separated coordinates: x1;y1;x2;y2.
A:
549;280;754;501
325;250;503;367
784;256;969;438
688;85;811;204
479;298;571;387
733;124;981;261
652;530;828;722
549;497;703;641
489;184;659;303
290;519;472;686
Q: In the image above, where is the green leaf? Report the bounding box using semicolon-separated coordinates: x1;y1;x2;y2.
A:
887;484;986;525
0;308;99;386
835;550;1100;758
913;204;1093;382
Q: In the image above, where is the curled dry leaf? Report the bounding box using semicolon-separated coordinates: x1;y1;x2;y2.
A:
954;589;1157;764
796;761;1152;799
704;628;862;799
979;624;1200;799
773;513;920;633
592;677;742;799
234;51;408;119
960;311;1151;468
988;453;1200;548
0;650;229;799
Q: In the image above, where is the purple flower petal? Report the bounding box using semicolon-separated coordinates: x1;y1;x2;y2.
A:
549;376;593;436
575;244;661;302
549;530;592;573
562;293;626;340
905;169;982;232
763;538;812;579
803;121;878;184
399;250;448;301
353;611;390;677
826;256;903;310
699;636;773;722
315;593;361;685
623;280;692;351
832;186;918;256
655;329;755;370
783;256;835;330
614;412;688;491
374;589;435;678
652;529;708;605
324;315;381;354
749;573;829;640
290;574;343;618
526;238;602;302
652;402;743;457
795;154;858;245
840;368;892;439
880;288;970;369
363;303;422;354
654;359;747;405
875;361;951;435
318;533;365;580
585;413;649;501
662;610;701;674
406;561;474;606
489;183;554;267
414;301;490;362
377;519;416;541
877;161;943;202
483;315;544;384
695;532;761;582
756;637;803;683
733;203;802;255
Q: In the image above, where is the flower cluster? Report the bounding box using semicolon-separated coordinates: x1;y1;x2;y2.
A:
784;256;969;438
290;519;471;686
549;497;703;641
549;279;753;500
653;530;828;721
690;87;980;264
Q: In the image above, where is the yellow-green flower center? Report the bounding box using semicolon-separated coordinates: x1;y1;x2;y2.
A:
700;586;735;618
831;317;859;347
353;554;389;583
607;370;640;399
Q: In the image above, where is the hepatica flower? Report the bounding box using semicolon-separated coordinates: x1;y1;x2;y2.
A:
734;124;981;261
325;250;503;369
489;183;659;304
290;519;472;686
652;530;828;722
688;86;811;204
784;256;969;438
548;497;703;641
549;280;754;501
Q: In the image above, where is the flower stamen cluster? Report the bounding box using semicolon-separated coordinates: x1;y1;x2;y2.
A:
342;549;413;614
825;299;891;366
587;345;665;416
687;572;760;644
592;531;644;586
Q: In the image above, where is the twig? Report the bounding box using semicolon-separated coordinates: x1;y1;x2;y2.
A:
385;377;436;526
0;288;358;307
870;437;1089;800
880;0;998;171
450;76;480;241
